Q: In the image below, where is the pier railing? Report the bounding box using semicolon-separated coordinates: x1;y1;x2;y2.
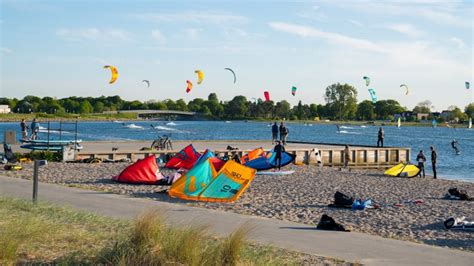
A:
76;146;410;168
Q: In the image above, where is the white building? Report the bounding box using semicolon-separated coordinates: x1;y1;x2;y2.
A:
0;105;11;114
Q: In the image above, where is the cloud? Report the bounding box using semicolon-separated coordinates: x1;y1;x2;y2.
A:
329;0;470;28
151;29;166;43
56;28;131;41
385;23;423;37
184;28;202;40
269;22;386;53
448;37;465;49
348;19;363;27
131;11;248;24
0;47;12;54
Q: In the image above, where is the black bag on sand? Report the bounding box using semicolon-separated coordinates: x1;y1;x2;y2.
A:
333;191;354;207
316;214;350;232
448;187;473;201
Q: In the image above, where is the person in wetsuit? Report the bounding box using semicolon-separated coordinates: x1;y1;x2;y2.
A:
273;140;285;170
451;139;460;154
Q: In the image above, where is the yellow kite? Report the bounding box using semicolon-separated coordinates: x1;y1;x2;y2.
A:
195;70;204;84
103;65;118;84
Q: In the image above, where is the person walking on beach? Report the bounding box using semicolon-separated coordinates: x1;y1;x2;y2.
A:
30;118;39;140
273;140;285;170
279;122;289;145
271;122;279;144
377;127;384;147
416;150;426;178
20;119;29;140
430;146;437;179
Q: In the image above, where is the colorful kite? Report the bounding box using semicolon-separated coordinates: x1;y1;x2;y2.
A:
291;86;297;96
400;84;409;95
195;70;204;84
103;65;118;84
368;88;377;103
264;91;270;102
186;80;193;93
224;68;236;83
363;76;370;86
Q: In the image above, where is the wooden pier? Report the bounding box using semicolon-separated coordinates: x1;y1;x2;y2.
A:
60;140;411;168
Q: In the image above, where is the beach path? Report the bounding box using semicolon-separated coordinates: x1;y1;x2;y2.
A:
1;175;472;266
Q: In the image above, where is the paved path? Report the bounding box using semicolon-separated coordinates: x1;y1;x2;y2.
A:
1;176;472;266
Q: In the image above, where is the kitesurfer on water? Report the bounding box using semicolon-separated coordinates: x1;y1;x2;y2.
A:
451;139;460;154
273;140;285;170
271;122;279;144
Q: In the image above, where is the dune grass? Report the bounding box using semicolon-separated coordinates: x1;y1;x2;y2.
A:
0;197;320;265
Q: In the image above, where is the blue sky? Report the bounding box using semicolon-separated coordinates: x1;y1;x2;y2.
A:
1;0;472;111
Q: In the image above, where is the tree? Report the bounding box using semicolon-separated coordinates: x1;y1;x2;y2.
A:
274;100;291;119
324;83;358;120
356;100;375;120
413;100;433;114
93;102;105;113
224;96;248;118
79;100;93;114
175;99;188;111
465;103;474;118
374;100;405;120
448;106;467;122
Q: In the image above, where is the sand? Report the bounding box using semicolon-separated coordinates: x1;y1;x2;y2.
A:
2;161;473;251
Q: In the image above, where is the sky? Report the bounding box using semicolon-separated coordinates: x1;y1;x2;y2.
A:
0;0;472;111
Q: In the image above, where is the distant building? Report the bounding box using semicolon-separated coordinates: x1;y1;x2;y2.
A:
0;105;11;114
416;113;429;121
431;112;440;118
401;111;414;119
440;110;452;121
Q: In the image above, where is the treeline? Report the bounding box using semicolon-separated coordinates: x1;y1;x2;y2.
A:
1;83;472;122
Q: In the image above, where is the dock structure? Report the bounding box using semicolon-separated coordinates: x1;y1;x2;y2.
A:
33;140;410;168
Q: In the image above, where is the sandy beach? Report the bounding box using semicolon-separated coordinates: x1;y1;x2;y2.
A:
2;161;473;251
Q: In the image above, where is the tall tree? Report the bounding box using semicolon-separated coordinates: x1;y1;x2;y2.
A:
324;83;358;120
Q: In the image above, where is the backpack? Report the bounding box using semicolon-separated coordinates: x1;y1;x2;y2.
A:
334;191;354;207
316;214;349;232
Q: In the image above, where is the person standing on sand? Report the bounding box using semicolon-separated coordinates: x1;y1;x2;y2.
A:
279;122;289;145
430;146;437;179
343;145;351;170
416;150;426;178
271;122;279;144
273;140;285;170
377;127;384;147
20;119;29;140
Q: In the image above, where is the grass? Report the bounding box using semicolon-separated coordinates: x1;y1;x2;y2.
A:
0;197;331;265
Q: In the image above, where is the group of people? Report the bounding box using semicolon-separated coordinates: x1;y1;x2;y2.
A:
416;147;438;179
20;118;40;140
271;122;289;145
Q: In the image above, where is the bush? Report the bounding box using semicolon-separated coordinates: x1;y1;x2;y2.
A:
17;151;62;162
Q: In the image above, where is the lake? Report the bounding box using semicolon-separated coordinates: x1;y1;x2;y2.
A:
1;120;472;181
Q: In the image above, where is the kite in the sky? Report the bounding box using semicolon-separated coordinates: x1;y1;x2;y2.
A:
400;84;409;95
186;80;193;93
466;82;470;89
264;91;270;102
363;76;370;86
224;68;236;83
104;65;118;84
291;86;297;96
195;70;204;84
142;80;150;88
368;88;377;103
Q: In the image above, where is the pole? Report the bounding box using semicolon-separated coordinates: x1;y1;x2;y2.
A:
33;160;39;203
